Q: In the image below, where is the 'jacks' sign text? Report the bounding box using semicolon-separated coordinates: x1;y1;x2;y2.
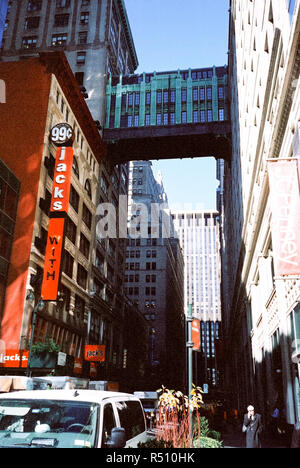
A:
50;146;74;213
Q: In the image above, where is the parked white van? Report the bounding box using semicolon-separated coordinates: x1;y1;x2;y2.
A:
0;390;149;448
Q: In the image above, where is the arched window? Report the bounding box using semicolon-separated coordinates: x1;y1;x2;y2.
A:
72;157;80;179
84;179;92;199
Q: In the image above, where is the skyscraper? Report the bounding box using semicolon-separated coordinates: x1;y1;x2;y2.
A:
172;210;222;388
1;0;138;124
125;161;185;390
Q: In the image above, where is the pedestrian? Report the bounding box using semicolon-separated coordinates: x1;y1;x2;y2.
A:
242;405;263;448
291;420;300;448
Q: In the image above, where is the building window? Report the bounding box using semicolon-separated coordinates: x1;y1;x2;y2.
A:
193;110;198;123
193;87;198;101
54;14;69;27
181;111;187;123
79;232;90;258
163;113;168;125
84;179;92;199
218;108;224;121
181;89;187;102
65;216;77;244
218;86;224;99
70;185;79;212
156;114;161;125
25;17;40;29
27;1;42;12
77;51;86;64
78;31;88;44
80;12;89;25
22;36;37;48
207;109;213;122
72;157;80;179
77;264;88;289
146;92;151;105
206;87;212;100
200;88;205;100
52;33;68;46
145;114;150;126
170;89;176;103
134;115;139;127
82;203;92;229
156;91;162;104
62;250;74;278
56;0;70;7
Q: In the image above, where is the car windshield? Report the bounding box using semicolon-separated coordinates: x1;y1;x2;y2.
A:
0;399;99;448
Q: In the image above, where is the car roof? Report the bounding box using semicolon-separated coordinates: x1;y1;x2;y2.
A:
0;390;139;404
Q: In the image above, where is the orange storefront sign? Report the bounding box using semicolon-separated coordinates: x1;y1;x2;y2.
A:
84;345;106;362
41;217;65;301
50;146;74;214
0;350;29;368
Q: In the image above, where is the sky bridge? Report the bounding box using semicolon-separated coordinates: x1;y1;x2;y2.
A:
103;66;231;163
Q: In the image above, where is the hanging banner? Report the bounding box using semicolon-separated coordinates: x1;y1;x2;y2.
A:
41;217;65;300
192;319;201;351
267;159;300;275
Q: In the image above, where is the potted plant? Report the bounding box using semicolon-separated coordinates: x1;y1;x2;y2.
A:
29;338;61;369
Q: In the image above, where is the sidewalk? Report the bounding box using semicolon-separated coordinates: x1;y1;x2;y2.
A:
221;423;290;448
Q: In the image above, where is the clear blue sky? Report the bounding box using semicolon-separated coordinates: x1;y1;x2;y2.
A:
124;0;230;211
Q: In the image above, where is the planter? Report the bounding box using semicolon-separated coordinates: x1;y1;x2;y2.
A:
29;352;57;369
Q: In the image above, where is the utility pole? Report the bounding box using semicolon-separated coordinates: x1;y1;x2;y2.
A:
186;303;194;442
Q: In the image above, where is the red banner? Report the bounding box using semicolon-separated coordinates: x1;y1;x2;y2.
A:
192;319;201;351
41;217;65;300
267;159;300;275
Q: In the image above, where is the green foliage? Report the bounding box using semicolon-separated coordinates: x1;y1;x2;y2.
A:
193;416;221;441
31;338;60;355
194;437;223;448
138;439;174;448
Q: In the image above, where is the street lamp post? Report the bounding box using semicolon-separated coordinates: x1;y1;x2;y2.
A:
186;303;194;439
26;294;45;377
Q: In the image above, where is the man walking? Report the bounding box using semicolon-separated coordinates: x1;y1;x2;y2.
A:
243;405;263;448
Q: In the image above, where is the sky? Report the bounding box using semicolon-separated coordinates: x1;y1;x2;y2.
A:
124;0;230;211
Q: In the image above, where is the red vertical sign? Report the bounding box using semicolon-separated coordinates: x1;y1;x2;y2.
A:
41;218;65;301
50;146;74;214
192;319;201;351
267;159;300;275
41;145;74;300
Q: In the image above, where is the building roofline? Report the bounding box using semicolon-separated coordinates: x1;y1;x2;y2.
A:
118;0;139;71
38;51;107;161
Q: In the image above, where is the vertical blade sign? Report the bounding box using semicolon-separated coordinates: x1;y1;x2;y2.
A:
41;138;74;301
50;147;74;214
41;218;65;301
